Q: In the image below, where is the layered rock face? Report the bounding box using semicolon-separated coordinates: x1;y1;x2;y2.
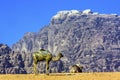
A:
0;44;26;74
1;9;120;73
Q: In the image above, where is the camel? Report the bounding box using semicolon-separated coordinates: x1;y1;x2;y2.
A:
33;49;63;75
69;64;83;73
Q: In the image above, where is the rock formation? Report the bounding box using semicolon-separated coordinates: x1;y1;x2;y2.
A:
1;9;120;73
0;44;26;74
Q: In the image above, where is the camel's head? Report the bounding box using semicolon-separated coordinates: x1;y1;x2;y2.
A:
58;52;63;58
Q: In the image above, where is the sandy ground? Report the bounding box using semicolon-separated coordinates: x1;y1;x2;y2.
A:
0;72;120;80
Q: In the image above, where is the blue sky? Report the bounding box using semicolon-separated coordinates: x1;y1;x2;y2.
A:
0;0;120;47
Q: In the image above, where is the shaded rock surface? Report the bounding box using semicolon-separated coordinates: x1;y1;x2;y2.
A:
1;10;120;73
0;44;26;74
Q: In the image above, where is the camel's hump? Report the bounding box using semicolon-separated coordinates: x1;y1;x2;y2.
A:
40;49;45;51
39;49;51;54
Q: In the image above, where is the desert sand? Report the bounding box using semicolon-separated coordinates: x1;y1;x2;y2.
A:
0;72;120;80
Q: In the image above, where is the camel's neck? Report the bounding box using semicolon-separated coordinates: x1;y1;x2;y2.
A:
52;55;61;61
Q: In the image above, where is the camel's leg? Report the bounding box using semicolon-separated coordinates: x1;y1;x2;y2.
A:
33;62;38;75
46;61;49;75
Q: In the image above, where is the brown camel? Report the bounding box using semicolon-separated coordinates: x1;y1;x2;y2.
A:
33;49;63;75
69;64;83;73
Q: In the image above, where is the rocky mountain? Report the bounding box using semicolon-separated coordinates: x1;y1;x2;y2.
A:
1;9;120;74
0;44;26;74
